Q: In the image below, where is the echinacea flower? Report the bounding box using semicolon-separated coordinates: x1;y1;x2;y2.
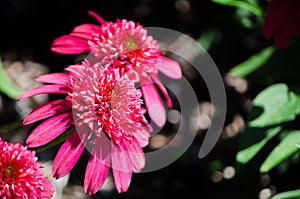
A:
263;0;300;48
18;59;151;195
0;138;54;199
51;11;182;127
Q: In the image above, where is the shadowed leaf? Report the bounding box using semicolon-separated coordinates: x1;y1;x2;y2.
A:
260;130;300;173
236;126;281;164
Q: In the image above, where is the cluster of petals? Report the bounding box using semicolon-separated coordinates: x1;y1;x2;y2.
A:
263;0;300;49
0;138;54;199
19;10;182;196
51;10;182;127
18;60;151;194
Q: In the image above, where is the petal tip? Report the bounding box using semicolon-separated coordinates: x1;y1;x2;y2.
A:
149;104;166;127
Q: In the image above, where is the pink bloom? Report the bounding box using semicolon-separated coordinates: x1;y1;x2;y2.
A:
51;11;182;127
0;138;54;199
263;0;300;49
18;60;151;195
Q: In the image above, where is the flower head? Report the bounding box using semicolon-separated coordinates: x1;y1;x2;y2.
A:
71;61;151;194
18;59;151;195
263;0;300;48
51;11;182;127
72;61;150;146
0;138;54;199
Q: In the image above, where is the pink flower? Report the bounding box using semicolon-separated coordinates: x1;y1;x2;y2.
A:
18;60;151;195
0;138;54;199
51;11;182;127
263;0;300;49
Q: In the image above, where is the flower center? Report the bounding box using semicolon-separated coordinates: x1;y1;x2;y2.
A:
124;38;138;51
94;82;115;122
109;48;161;76
2;164;18;183
72;64;148;147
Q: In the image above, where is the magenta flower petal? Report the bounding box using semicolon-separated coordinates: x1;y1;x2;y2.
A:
125;138;145;172
141;78;166;127
64;64;83;76
84;135;110;195
17;84;68;101
71;24;102;40
88;10;107;24
150;72;172;108
133;128;150;147
51;35;89;54
42;178;56;198
111;142;132;193
23;99;71;125
26;112;73;147
35;73;70;85
52;132;85;179
156;56;182;79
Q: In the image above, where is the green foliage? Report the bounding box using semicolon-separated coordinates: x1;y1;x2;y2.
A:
271;189;300;199
215;0;300;195
0;57;24;100
230;46;275;77
211;0;263;17
236;84;300;171
236;126;281;164
260;130;300;173
248;84;300;128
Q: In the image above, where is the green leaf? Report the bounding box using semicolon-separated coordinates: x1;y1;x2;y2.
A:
211;0;263;17
260;130;300;173
236;126;282;164
33;127;75;152
230;46;275;77
248;83;300;128
0;58;25;100
271;189;300;199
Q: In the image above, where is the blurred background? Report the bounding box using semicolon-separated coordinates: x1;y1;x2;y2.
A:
0;0;300;198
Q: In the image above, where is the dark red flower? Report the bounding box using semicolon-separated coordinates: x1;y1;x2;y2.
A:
263;0;300;48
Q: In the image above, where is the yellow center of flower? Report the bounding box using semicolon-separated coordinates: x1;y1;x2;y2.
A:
125;38;138;51
3;164;17;183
